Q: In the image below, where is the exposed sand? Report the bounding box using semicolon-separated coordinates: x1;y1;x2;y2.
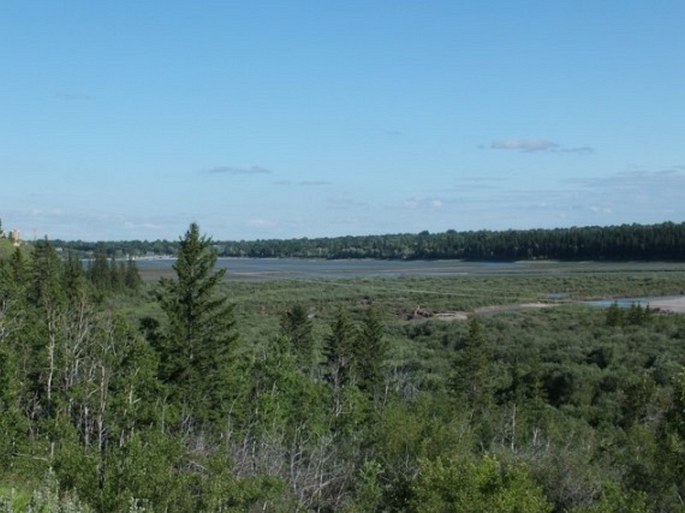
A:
422;297;685;322
433;312;469;321
645;296;685;313
429;302;555;321
474;302;556;315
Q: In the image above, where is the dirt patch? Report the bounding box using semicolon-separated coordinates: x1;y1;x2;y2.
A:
474;302;557;315
403;302;557;322
645;296;685;313
433;311;469;321
403;296;685;323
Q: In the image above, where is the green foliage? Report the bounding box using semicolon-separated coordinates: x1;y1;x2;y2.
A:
124;258;142;291
6;225;685;512
355;308;388;400
409;455;552;513
98;430;189;512
29;238;66;307
450;317;490;408
0;239;17;260
0;341;28;470
0;468;94;513
86;249;110;291
572;481;650;513
86;248;141;294
155;223;238;425
279;304;314;370
345;460;384;513
606;302;624;326
59;221;685;261
324;309;357;393
607;302;652;327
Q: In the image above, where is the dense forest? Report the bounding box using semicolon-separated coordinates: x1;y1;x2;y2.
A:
53;221;685;261
1;223;685;512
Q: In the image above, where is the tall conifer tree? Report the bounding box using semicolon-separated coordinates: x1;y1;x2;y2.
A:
157;223;237;424
354;307;387;400
280;304;314;371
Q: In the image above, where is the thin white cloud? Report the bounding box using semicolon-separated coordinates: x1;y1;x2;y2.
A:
6;207;189;241
274;179;331;186
123;220;164;231
490;138;594;154
566;167;685;192
491;139;558;152
246;218;277;229
403;197;444;210
589;206;613;214
299;180;330;186
205;166;272;175
558;146;595;155
493;166;685;223
31;208;65;217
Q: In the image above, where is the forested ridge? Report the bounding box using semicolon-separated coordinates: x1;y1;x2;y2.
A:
55;221;685;261
2;223;685;512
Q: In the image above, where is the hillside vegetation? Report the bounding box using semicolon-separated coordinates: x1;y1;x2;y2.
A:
1;223;685;512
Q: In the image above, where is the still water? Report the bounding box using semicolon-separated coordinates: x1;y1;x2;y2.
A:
135;258;525;281
584;295;685;308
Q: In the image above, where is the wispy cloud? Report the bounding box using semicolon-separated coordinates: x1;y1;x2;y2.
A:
30;208;65;217
385;164;684;232
565;166;685;192
123;220;164;231
205;166;272;175
246;218;277;229
491;139;558;152
490;138;594;154
403;197;444;210
7;207;188;241
494;166;685;223
299;180;330;186
558;146;595;155
274;179;331;186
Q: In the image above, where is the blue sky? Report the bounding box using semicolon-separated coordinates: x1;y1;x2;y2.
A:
1;1;683;241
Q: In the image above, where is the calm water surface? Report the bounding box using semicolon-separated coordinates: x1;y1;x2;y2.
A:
136;258;525;281
584;295;685;308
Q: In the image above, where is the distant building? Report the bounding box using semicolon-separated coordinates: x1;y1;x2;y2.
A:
10;229;21;246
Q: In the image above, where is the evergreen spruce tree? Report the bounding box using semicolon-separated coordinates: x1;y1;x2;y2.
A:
354;307;387;401
64;251;89;304
279;304;314;371
29;238;66;307
323;309;359;421
110;256;125;292
87;248;111;291
324;309;356;391
450;316;490;407
156;222;237;425
124;257;142;291
9;246;28;284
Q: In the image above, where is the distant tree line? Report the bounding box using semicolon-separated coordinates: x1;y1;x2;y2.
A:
54;221;685;261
